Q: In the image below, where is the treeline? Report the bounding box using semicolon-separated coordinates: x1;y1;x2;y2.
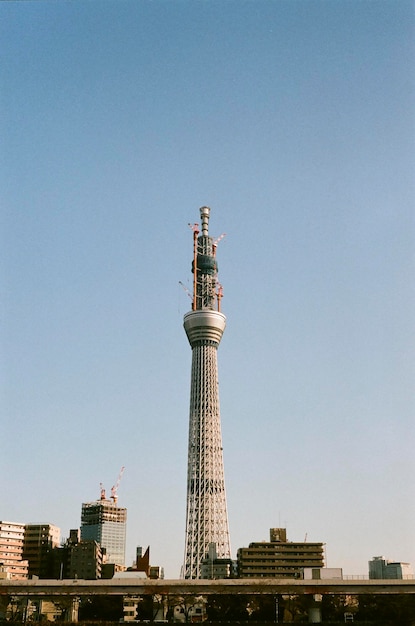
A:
3;592;415;625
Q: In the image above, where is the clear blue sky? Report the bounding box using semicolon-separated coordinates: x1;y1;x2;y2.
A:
2;0;414;578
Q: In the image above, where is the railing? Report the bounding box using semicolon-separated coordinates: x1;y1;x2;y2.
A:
343;574;414;580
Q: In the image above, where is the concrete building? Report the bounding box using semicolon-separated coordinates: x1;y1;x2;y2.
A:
81;498;126;566
369;556;413;579
200;543;235;579
237;528;324;579
48;529;104;580
182;207;231;579
0;521;28;579
304;567;343;579
23;524;60;578
69;539;103;580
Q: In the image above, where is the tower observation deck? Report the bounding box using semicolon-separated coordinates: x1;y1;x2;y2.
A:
182;206;231;579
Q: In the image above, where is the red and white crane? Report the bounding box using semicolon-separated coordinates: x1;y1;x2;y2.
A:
111;466;125;504
99;466;125;503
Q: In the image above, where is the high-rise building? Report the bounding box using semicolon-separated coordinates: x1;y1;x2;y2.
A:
182;206;231;579
23;524;60;578
237;528;324;579
0;521;28;579
80;497;126;566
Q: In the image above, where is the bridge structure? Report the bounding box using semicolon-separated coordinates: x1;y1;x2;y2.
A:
1;577;415;597
1;578;414;622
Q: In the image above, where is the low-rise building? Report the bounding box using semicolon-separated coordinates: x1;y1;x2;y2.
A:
304;567;343;579
237;527;324;579
369;556;413;579
201;543;235;579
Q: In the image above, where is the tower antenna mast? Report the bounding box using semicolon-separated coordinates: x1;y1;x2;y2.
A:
182;206;231;578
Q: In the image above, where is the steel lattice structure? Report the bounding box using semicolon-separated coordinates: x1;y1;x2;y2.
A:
182;206;231;579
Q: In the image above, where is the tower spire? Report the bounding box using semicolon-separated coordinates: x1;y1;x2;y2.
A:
182;206;231;579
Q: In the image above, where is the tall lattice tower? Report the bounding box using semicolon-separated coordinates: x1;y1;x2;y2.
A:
182;206;231;579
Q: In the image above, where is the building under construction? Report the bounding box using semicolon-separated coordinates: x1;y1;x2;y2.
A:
81;468;126;566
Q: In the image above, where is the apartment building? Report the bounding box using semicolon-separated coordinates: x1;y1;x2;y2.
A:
237;527;324;579
0;521;28;579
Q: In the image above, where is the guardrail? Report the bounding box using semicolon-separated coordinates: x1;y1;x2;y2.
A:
343;574;414;580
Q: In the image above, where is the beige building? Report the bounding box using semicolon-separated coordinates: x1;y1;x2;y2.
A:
0;521;28;579
237;527;324;579
23;524;60;578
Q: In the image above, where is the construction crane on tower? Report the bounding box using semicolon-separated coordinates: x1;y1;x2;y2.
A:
182;220;226;312
111;466;125;504
98;466;125;504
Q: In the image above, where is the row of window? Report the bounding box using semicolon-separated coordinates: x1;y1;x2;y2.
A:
239;556;322;561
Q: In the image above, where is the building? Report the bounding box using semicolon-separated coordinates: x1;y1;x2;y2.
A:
304;567;343;579
369;556;413;579
69;539;103;580
81;496;126;566
200;542;235;579
0;521;28;579
23;524;60;578
237;528;324;579
130;546;150;576
51;528;104;580
182;207;231;579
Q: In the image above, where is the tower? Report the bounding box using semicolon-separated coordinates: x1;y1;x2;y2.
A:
182;206;231;579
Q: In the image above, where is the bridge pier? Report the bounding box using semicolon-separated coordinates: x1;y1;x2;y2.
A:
307;594;322;623
54;596;80;622
69;596;80;622
0;595;8;620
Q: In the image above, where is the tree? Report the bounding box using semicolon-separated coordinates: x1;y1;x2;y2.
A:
357;593;415;625
164;593;206;623
78;595;123;621
206;593;250;621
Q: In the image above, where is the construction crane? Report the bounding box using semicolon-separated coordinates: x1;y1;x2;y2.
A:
99;482;106;500
188;222;199;310
179;281;193;302
111;466;125;504
212;232;226;256
216;282;224;312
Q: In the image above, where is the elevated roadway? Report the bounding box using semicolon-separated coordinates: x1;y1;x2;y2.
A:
1;577;415;598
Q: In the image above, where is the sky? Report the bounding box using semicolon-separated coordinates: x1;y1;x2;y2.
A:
1;0;414;579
